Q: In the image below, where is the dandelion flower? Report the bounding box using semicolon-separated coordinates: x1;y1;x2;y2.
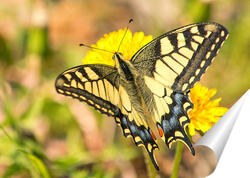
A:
82;28;153;66
188;83;228;136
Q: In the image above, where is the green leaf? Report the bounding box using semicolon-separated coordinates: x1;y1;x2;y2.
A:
0;126;50;178
18;149;51;178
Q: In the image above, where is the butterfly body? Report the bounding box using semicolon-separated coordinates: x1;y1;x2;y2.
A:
55;22;228;170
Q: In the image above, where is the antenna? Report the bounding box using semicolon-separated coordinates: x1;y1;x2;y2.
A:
79;44;114;54
117;19;133;52
80;19;133;54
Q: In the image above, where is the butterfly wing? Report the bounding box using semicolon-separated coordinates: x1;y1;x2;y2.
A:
132;22;229;92
55;64;160;169
131;22;228;155
55;64;121;116
115;88;159;169
135;75;194;155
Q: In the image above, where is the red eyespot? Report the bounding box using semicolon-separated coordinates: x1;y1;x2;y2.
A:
158;127;164;137
150;130;156;140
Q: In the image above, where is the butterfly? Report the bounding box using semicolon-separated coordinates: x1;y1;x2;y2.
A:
55;22;228;170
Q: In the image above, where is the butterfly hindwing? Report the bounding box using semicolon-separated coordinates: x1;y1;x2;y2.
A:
131;22;229;92
159;91;194;153
136;75;195;154
114;109;159;170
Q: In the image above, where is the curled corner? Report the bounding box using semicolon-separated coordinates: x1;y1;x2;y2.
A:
194;89;250;178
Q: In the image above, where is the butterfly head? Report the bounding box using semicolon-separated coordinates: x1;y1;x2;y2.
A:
112;52;123;61
113;52;125;69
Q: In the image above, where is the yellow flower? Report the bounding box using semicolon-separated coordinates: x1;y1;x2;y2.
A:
82;28;153;66
188;83;228;136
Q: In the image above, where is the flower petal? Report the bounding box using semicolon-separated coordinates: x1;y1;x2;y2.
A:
188;84;228;136
82;29;152;65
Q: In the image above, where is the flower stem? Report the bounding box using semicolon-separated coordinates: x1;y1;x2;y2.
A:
171;142;184;178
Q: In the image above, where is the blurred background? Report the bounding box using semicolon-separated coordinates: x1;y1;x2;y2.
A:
0;0;249;177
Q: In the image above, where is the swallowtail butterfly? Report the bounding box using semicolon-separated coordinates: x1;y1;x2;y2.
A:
55;22;228;170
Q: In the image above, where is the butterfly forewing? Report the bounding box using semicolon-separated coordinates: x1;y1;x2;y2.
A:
55;64;120;116
131;22;229;92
